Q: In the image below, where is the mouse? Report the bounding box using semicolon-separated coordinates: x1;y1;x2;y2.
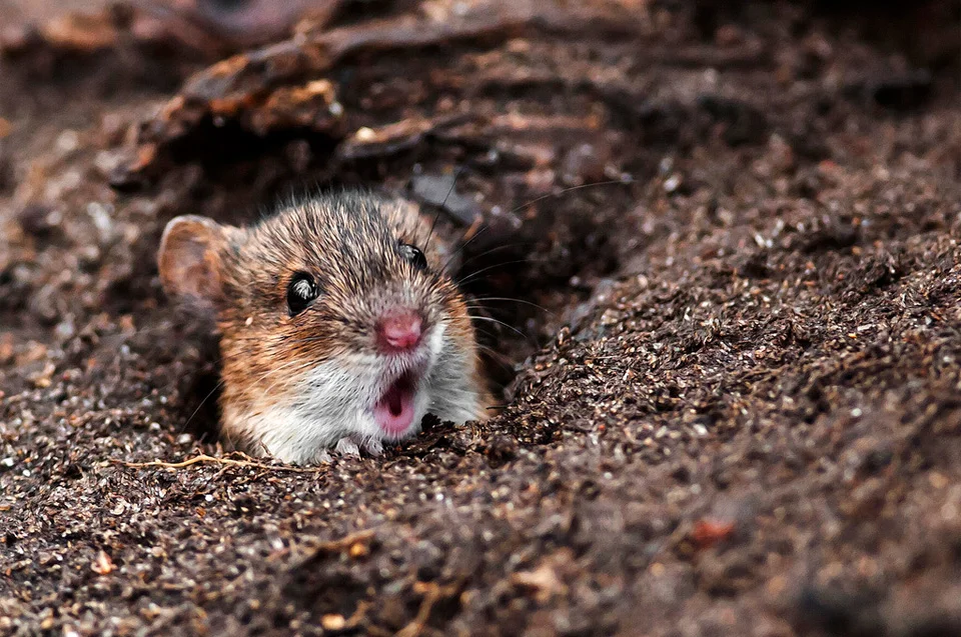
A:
157;190;493;463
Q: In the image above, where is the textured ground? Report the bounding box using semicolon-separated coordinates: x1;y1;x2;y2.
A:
1;1;961;635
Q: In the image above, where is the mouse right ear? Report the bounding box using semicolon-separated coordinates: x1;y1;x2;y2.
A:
158;215;232;308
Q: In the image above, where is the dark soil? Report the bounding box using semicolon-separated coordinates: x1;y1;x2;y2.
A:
2;1;961;635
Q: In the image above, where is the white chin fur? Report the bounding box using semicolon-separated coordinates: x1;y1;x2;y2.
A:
240;322;480;464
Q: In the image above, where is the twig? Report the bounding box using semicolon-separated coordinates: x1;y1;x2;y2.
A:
110;453;325;474
344;600;372;630
397;581;460;637
306;529;377;553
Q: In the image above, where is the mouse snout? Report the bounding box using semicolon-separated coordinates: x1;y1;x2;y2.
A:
376;310;424;353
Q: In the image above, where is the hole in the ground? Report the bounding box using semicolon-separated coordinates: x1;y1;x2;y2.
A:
127;139;637;429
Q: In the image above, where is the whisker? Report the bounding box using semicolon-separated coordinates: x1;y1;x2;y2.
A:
469;315;531;341
449;176;635;283
424;164;465;253
441;223;492;273
178;355;314;434
470;325;500;342
454;241;534;274
474;344;518;373
177;378;226;435
468;297;555;316
455;257;543;288
505;177;636;217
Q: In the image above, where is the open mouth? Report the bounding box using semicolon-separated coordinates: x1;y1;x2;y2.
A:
373;372;418;435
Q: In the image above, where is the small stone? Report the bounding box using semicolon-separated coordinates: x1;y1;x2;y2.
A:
321;614;346;630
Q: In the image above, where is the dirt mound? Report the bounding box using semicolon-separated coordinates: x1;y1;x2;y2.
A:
2;1;961;635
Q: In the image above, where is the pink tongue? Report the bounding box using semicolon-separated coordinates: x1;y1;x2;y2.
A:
374;376;416;435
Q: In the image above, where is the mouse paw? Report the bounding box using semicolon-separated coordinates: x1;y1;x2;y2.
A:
334;437;361;457
311;449;332;463
363;438;384;457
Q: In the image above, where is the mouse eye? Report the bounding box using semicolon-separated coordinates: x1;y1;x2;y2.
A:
400;244;428;271
286;272;318;315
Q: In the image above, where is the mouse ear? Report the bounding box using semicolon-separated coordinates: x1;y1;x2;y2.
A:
158;215;232;308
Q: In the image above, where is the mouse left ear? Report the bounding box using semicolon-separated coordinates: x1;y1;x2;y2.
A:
158;215;234;309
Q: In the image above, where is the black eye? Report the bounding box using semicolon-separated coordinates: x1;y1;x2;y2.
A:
400;244;428;271
286;272;318;316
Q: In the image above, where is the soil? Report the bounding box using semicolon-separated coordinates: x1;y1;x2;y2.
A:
2;1;961;635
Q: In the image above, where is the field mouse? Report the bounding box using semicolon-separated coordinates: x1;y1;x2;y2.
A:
158;190;492;463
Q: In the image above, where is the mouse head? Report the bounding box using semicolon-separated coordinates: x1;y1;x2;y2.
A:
158;191;488;462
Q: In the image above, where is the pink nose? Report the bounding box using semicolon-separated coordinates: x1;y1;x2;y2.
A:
377;311;423;352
